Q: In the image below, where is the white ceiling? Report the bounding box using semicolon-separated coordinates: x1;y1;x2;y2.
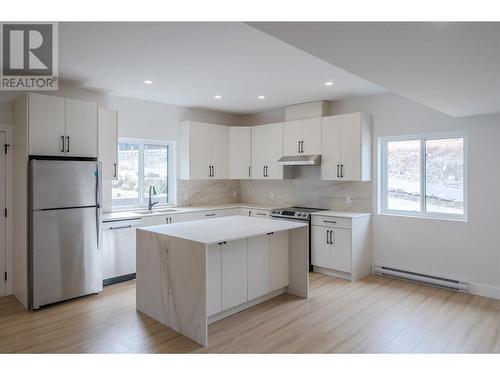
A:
248;22;500;117
58;22;384;114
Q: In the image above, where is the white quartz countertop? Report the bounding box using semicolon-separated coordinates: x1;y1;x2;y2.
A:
138;216;307;245
311;210;372;219
102;203;276;222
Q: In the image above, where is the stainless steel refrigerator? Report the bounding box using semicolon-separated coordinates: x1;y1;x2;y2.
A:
29;158;102;309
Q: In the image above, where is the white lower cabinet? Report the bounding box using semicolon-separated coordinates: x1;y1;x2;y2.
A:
206;230;291;317
221;239;248;310
140;212;193;226
269;231;289;290
206;244;222;316
311;215;371;281
247;235;270;300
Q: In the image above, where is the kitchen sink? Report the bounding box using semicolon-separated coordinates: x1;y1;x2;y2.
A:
133;208;179;215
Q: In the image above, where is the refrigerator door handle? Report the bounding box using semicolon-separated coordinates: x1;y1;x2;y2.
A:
96;162;102;249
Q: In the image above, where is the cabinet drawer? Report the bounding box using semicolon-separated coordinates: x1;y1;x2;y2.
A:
311;215;352;229
193;209;225;220
251;209;270;218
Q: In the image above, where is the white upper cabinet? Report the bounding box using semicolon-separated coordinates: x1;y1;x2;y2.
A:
229;127;252;179
98;108;118;180
65;99;98;157
178;121;229;180
27;93;98;158
210;124;229;179
251;122;284;180
283;117;322;156
28;93;66;156
321;113;371;181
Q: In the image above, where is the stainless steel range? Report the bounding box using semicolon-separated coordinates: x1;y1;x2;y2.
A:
270;206;328;271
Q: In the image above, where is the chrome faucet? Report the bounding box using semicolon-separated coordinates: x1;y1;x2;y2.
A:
148;185;159;211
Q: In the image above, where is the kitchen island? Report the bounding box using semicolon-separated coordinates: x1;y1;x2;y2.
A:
136;216;308;346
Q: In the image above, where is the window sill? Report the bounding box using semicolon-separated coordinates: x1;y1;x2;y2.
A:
377;211;468;223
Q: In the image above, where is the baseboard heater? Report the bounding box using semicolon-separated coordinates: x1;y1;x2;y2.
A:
373;266;469;292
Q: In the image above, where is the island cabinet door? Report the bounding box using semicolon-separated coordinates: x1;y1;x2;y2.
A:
269;231;289;291
206;244;222;316
221;239;248;311
247;235;270;300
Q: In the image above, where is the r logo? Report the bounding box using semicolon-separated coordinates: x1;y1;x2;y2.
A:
1;23;58;90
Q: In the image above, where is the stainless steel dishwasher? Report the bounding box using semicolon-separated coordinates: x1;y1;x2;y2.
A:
102;218;141;285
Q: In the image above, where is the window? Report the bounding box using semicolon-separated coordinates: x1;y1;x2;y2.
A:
112;138;174;209
380;132;466;220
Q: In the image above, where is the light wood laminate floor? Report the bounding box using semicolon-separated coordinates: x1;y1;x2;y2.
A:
1;273;500;353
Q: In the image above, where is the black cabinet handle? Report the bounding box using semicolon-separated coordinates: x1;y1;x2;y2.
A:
323;220;337;224
113;163;117;178
340;164;344;178
326;230;330;244
263;166;265;178
298;141;300;154
337;165;340;178
66;136;70;153
109;225;132;230
60;136;65;153
256;212;267;216
330;230;334;245
248;165;251;177
300;141;304;153
205;213;216;217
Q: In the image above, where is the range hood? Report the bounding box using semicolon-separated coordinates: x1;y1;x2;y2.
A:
278;154;321;166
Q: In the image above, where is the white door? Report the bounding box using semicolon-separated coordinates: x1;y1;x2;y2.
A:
269;231;289;291
300;117;322;155
189;122;211;179
98;108;118;180
229;127;251;179
207;244;222;316
0;131;5;296
28;93;65;156
321;115;342;180
210;124;229;179
282;120;301;156
221;239;248;310
263;123;284;180
311;225;330;268
340;113;362;181
330;228;352;273
247;235;269;300
65;98;98;157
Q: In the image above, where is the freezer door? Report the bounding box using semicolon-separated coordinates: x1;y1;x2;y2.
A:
31;159;99;210
31;207;102;308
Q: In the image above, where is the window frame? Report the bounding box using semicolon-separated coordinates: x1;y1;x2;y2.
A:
379;131;467;221
112;137;176;210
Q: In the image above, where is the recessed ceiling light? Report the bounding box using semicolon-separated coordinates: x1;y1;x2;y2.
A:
214;95;222;100
144;80;153;85
324;81;334;86
258;95;265;100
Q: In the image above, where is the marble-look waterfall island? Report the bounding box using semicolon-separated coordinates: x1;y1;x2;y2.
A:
136;216;309;346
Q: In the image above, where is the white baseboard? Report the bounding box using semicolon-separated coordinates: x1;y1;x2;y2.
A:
312;266;351;281
468;282;500;300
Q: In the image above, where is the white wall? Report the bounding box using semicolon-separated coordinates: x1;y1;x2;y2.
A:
332;93;500;298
